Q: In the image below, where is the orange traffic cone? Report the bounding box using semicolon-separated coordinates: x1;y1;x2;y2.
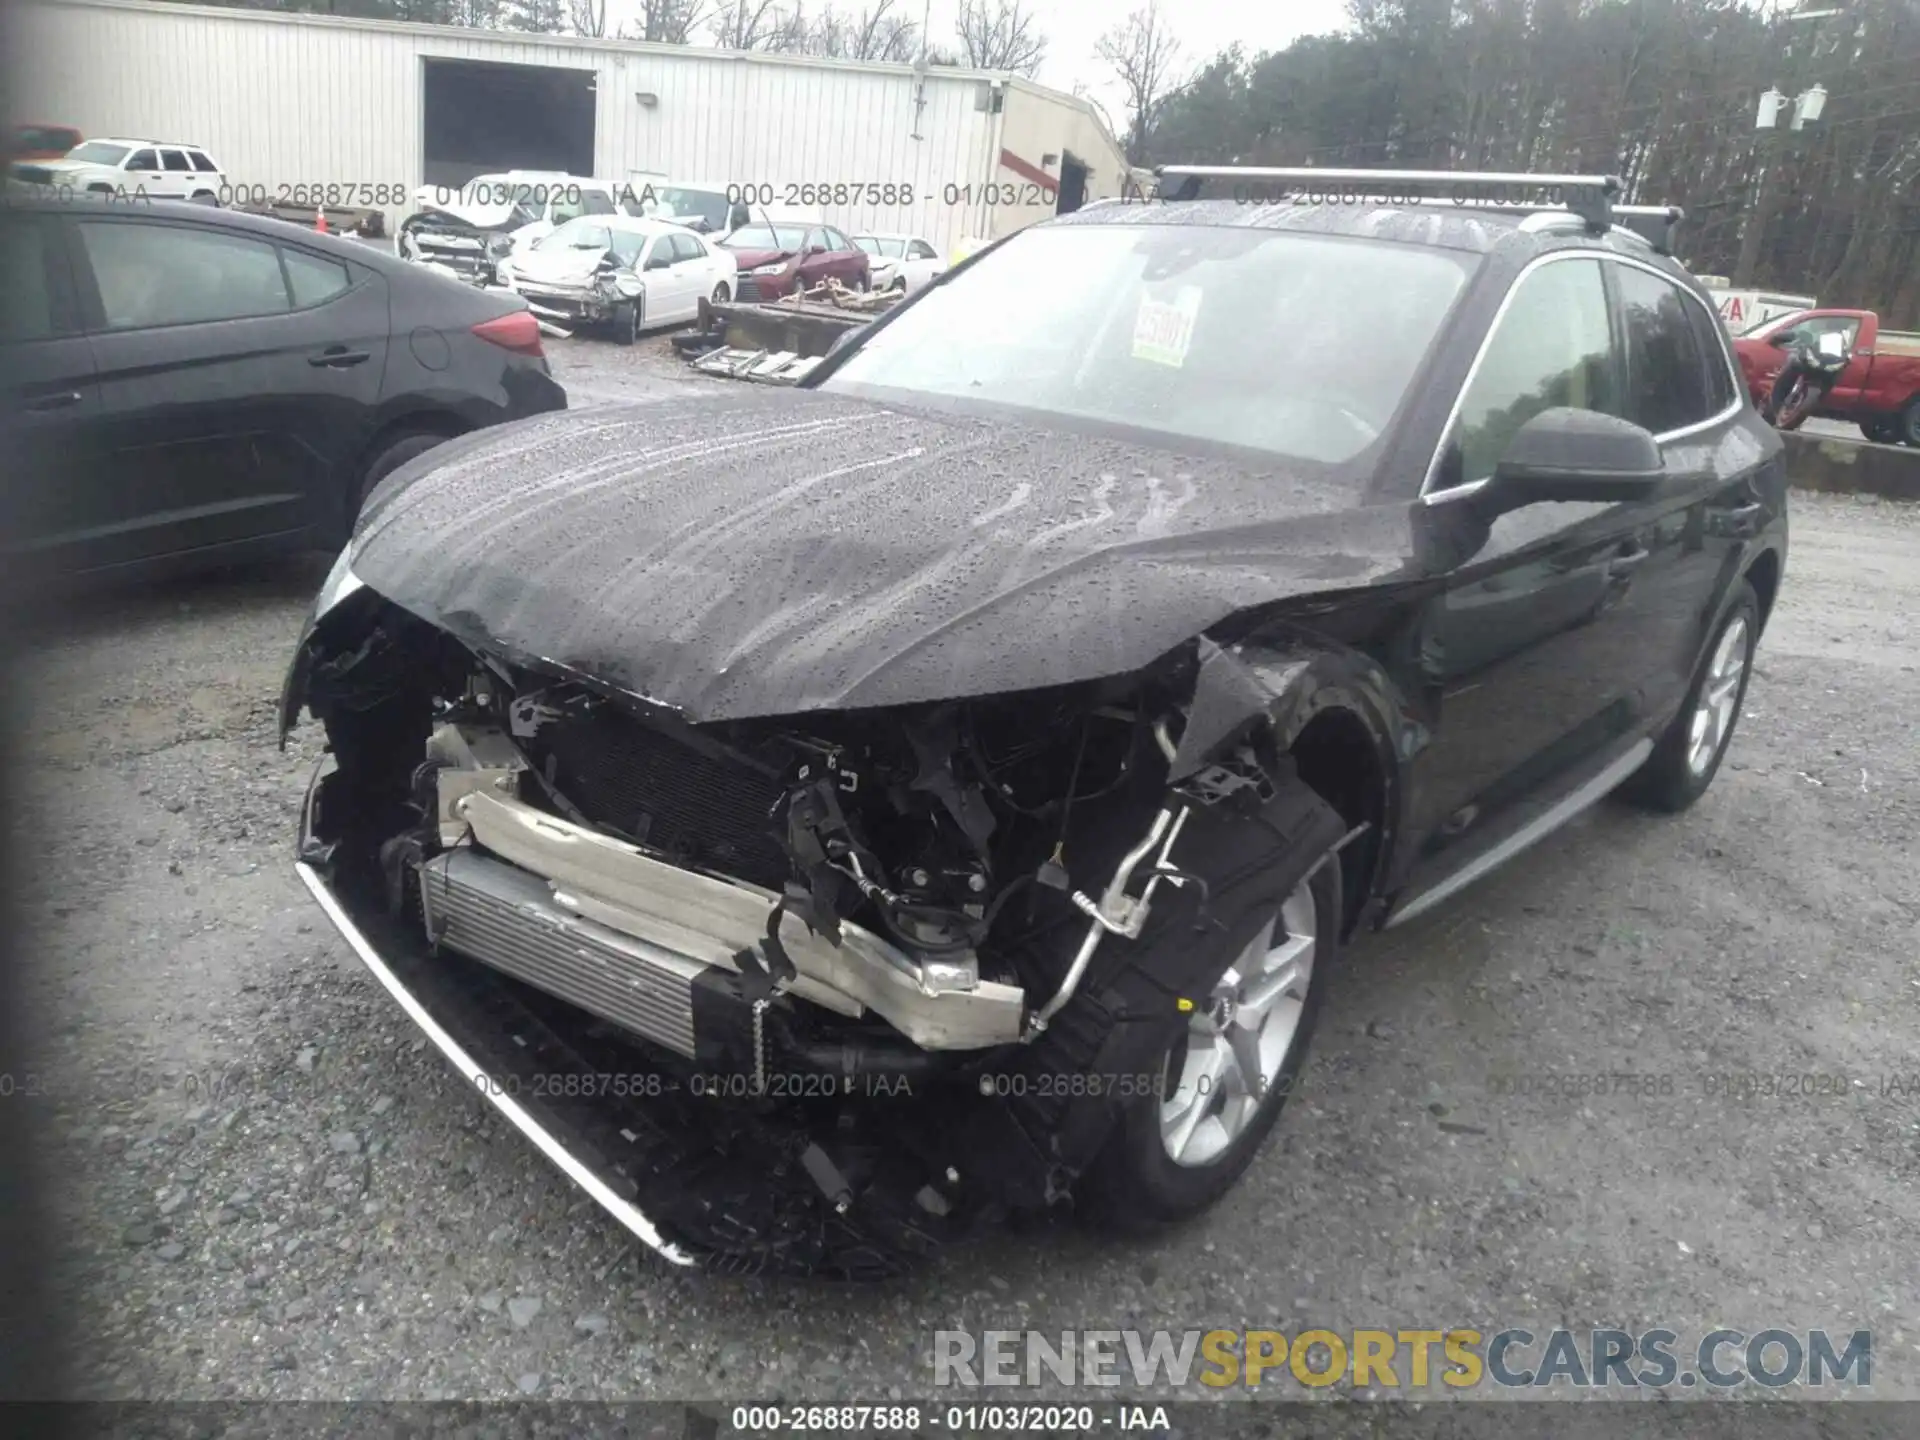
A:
314;206;328;234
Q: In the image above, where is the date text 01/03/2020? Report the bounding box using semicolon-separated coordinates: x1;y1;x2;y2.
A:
729;1404;1168;1433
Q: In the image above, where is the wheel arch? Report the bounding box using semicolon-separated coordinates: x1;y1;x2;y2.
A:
340;408;473;536
1172;633;1409;940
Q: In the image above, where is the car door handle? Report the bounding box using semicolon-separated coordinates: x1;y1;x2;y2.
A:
1721;502;1766;538
24;389;85;411
308;347;371;368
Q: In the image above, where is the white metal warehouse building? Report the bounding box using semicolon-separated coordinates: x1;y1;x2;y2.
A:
8;0;1130;252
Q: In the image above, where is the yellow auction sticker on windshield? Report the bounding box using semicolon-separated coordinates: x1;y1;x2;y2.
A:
1132;287;1202;368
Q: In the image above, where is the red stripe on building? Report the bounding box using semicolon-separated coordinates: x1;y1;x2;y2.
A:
998;148;1057;193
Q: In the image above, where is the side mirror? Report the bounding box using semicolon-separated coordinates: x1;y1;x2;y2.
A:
808;243;827;255
645;254;671;271
1482;408;1664;510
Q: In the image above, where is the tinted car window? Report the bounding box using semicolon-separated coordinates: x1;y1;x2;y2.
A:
1616;265;1713;433
671;233;705;262
1;214;66;341
1440;258;1618;490
189;150;219;172
126;149;157;171
909;240;937;260
283;247;352;308
1683;291;1737;413
580;188;616;216
78;220;290;329
161;149;192;172
825;225;1476;468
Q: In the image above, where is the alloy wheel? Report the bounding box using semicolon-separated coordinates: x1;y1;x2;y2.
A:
1159;878;1319;1168
1687;615;1750;776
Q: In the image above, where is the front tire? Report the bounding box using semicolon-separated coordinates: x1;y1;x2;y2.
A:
710;282;730;305
1081;820;1342;1230
614;297;642;346
1623;580;1759;814
1901;397;1920;448
1860;418;1900;445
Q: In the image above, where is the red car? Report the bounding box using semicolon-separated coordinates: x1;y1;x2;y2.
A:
7;122;83;164
1732;308;1920;446
719;220;870;301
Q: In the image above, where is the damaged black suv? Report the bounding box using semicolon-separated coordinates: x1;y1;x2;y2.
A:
281;169;1787;1278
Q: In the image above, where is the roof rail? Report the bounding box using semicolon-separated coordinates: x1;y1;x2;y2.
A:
1151;165;1623;233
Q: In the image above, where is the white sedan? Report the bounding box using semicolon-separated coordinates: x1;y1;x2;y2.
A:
497;215;738;343
851;232;946;294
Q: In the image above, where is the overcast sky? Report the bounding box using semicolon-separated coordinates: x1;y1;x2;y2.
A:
629;1;1359;128
927;0;1356;115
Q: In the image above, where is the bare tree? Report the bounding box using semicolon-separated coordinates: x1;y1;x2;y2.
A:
954;0;1046;75
710;0;789;48
566;0;608;35
627;0;707;41
1096;3;1185;164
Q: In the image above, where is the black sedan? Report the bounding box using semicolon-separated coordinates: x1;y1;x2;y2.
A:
1;195;565;586
280;172;1786;1278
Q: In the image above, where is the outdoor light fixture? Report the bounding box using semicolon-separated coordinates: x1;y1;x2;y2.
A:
1794;84;1828;125
1755;89;1787;128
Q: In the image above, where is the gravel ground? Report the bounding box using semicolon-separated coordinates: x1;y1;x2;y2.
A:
10;335;1920;1402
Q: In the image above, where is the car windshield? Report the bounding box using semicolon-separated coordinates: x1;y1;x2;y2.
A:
820;223;1476;466
853;236;882;255
67;141;130;165
534;219;612;251
653;187;730;229
725;223;807;251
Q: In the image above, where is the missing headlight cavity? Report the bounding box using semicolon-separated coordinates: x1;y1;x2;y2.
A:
294;604;1350;1275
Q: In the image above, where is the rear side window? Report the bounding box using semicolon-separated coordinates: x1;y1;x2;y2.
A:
580;188;615;216
282;247;352;307
77;220;290;329
0;214;71;341
1439;257;1619;490
1682;291;1737;414
1616;266;1713;433
189;150;219;173
160;149;192;172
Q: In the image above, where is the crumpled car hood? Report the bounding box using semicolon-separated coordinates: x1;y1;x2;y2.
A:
346;387;1417;721
512;245;607;284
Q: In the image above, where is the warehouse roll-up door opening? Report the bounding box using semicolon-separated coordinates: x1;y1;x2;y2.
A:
422;59;596;189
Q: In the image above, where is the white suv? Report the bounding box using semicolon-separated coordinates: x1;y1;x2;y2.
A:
11;138;226;200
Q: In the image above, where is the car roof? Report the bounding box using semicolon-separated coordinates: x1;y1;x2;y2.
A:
1046;196;1678;268
854;232;924;242
87;138;208;150
588;214;702;236
6;192;416;267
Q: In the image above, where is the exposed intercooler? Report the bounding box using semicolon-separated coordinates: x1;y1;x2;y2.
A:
420;846;706;1056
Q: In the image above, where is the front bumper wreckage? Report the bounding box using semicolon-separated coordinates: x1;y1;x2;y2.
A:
295;775;701;1268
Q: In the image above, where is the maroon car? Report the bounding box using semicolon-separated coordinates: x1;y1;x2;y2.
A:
720;221;870;301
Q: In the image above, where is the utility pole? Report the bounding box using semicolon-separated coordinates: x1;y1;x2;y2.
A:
1733;4;1841;285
